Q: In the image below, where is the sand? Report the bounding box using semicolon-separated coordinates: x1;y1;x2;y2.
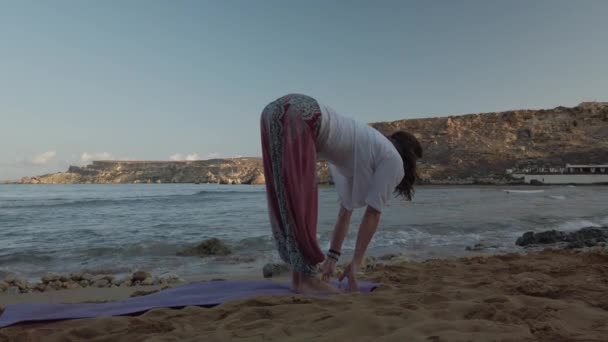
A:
1;248;608;342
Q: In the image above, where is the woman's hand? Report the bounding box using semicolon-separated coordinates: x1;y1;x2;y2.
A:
338;261;360;292
320;258;337;282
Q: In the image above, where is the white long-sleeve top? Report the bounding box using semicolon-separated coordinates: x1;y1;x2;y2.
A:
316;103;404;212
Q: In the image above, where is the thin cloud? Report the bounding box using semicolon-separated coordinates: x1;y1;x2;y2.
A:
80;152;113;164
31;151;57;165
169;153;201;161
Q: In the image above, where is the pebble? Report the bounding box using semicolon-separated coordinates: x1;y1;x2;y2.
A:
70;272;84;281
93;279;110;288
132;271;152;282
51;280;62;290
66;283;81;290
159;273;182;284
42;272;61;283
141;277;155;286
0;281;9;292
4;273;17;284
262;263;290;278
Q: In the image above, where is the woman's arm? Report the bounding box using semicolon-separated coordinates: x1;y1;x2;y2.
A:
351;205;381;265
329;205;352;253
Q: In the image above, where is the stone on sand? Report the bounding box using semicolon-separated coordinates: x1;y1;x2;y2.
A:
42;272;61;283
93;279;110;288
141;277;155;286
132;271;152;282
263;263;290;278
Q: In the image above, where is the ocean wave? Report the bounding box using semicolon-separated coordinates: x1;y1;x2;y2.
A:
192;190;262;197
233;236;275;251
1;190;265;209
0;253;53;264
555;219;602;231
79;242;186;258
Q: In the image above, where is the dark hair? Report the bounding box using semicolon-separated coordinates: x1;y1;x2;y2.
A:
389;130;423;201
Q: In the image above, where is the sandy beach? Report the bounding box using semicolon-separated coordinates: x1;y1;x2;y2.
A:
1;248;607;342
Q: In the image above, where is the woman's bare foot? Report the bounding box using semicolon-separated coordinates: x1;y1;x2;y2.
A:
292;271;341;294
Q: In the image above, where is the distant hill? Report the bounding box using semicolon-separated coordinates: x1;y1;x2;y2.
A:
18;102;608;185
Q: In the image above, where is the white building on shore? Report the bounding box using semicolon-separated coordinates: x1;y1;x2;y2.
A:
510;164;608;184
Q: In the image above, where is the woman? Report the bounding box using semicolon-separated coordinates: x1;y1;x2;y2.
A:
260;93;422;293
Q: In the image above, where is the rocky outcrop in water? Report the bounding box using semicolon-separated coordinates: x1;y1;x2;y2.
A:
516;226;608;249
177;238;232;257
18;102;608;184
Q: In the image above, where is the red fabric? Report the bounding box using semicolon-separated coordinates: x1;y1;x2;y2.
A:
260;103;324;267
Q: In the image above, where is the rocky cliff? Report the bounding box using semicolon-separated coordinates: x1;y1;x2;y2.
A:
20;159;267;185
372;101;608;183
19;102;608;185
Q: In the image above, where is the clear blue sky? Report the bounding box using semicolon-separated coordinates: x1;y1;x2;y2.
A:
1;0;607;180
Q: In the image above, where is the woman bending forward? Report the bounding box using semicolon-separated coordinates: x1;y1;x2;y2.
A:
260;94;422;293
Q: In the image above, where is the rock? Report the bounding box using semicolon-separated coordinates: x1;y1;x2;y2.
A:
133;280;141;286
13;278;28;290
7;286;20;295
262;263;290;278
4;273;17;284
91;275;104;282
59;275;70;282
35;283;46;292
44;285;55;292
65;282;81;290
132;271;152;282
113;278;124;286
516;226;608;247
0;281;9;292
70;272;84;281
516;230;566;246
466;243;499;252
51;280;62;290
177;238;232;257
141;277;155;286
121;280;133;287
379;253;402;261
42;272;61;283
93;279;109;288
79;280;89;288
81;273;93;282
159;274;182;284
566;241;587;249
568;227;608;244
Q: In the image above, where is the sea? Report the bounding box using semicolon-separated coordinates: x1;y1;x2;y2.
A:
1;184;607;281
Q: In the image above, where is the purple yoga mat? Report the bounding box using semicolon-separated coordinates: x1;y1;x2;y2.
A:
0;280;378;328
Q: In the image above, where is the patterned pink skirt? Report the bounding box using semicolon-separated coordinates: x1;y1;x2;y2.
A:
259;94;325;274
